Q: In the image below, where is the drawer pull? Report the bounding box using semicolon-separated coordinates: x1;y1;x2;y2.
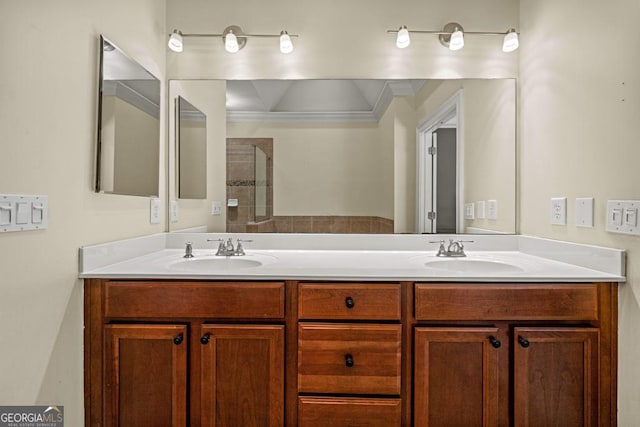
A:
200;333;211;345
345;296;355;309
173;333;184;345
345;354;355;368
518;335;530;348
488;336;501;348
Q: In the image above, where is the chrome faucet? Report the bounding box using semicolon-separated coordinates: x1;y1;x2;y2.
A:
208;238;253;256
183;242;194;258
429;239;473;257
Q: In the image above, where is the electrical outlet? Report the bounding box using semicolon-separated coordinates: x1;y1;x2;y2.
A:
476;201;486;219
170;200;179;223
550;197;567;225
464;203;475;220
150;198;161;224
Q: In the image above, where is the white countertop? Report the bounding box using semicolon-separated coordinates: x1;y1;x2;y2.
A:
79;233;626;283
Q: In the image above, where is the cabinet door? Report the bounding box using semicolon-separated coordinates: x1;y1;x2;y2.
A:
513;327;599;427
414;327;501;427
200;325;284;427
104;324;187;427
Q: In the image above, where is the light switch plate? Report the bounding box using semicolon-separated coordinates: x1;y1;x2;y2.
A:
476;201;486;219
464;203;474;220
607;200;640;235
575;198;594;228
550;197;567;225
0;194;48;232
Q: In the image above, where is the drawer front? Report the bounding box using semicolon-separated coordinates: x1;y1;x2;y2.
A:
104;281;285;319
298;283;401;320
298;397;401;427
298;323;401;395
415;283;599;321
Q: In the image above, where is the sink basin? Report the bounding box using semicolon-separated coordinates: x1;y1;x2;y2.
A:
168;256;268;272
423;258;524;274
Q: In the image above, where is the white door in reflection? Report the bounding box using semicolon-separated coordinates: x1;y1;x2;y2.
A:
417;91;462;234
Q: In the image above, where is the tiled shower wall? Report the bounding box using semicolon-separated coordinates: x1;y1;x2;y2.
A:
226;138;273;233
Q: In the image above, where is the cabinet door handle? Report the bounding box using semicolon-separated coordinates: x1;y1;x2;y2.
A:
518;336;530;348
488;336;501;348
200;333;211;345
173;333;184;345
345;354;355;368
345;296;355;309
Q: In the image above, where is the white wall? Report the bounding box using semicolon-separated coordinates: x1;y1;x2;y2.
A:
519;0;640;423
0;1;166;424
168;80;227;231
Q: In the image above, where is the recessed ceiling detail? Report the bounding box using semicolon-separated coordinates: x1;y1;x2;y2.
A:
226;79;426;123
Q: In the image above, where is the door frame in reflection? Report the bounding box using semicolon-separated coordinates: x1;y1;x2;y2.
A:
416;90;463;234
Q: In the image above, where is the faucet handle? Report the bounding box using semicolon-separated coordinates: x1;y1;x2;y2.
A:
183;241;194;259
429;240;447;256
235;238;253;256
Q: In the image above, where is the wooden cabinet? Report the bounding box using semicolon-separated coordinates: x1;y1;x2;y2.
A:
200;325;284;427
296;283;403;427
86;280;285;427
104;324;188;427
86;279;616;427
413;283;616;427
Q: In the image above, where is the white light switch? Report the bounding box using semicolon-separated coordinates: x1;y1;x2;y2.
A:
0;195;48;232
0;203;11;226
607;200;640;235
16;202;29;224
464;203;474;220
575;198;594;228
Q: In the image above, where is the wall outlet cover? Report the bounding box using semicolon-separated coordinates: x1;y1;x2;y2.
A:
550;197;567;225
487;200;498;220
476;201;486;219
170;200;179;223
150;198;161;224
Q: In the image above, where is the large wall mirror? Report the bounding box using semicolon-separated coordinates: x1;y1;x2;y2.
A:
224;78;516;234
95;36;160;197
176;96;207;199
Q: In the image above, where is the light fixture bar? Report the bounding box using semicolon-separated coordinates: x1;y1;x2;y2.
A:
177;33;300;38
387;22;519;52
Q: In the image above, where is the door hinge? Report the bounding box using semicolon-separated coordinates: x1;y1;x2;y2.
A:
428;146;437;156
427;211;436;220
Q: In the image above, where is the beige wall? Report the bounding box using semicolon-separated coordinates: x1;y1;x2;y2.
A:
519;0;640;423
414;79;517;233
168;80;227;231
227;122;392;218
0;0;166;424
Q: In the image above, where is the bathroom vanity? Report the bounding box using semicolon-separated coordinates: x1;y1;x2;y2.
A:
80;233;624;426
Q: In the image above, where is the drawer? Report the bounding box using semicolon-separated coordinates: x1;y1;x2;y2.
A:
298;397;401;427
298;323;401;395
104;281;285;319
414;283;599;321
298;283;401;320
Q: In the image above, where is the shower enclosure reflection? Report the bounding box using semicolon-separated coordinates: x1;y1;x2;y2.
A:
226;138;273;232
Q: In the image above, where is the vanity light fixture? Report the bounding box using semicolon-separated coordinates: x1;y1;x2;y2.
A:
168;29;183;52
167;25;298;54
502;28;519;53
388;22;519;52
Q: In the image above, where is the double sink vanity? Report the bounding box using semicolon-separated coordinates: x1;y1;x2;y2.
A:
80;233;624;426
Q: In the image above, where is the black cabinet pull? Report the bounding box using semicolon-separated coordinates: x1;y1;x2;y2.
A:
173;333;184;345
488;336;501;348
518;336;530;348
345;354;355;368
345;296;355;309
200;333;211;345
